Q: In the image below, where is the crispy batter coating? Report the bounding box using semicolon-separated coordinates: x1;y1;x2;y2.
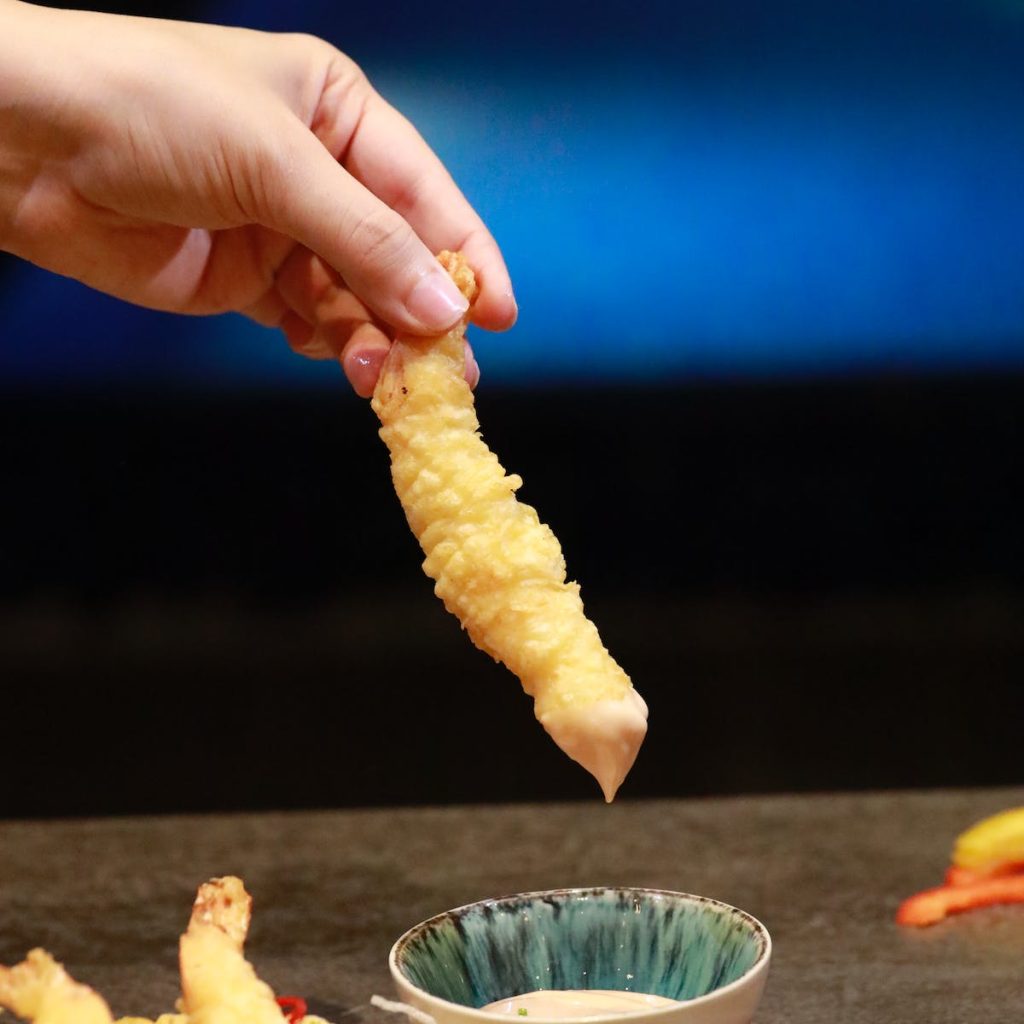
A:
372;252;644;794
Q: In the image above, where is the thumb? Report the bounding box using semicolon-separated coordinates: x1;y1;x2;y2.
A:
266;128;468;334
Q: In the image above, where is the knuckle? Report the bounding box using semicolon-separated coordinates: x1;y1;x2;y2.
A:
327;50;367;90
286;33;366;90
347;209;414;270
321;53;373;130
283;31;333;61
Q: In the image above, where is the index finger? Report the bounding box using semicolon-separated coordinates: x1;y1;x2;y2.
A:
337;91;517;333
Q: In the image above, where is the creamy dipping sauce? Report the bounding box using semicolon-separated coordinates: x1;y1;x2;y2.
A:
539;689;649;802
481;990;679;1019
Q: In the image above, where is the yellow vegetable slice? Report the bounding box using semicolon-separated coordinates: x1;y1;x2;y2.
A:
953;806;1024;871
371;251;647;801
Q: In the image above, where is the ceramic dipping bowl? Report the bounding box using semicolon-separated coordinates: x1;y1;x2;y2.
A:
388;887;771;1024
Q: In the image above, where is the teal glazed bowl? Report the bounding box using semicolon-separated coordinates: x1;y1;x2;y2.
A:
388;888;771;1024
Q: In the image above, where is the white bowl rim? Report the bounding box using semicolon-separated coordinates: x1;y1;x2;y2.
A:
387;886;772;1024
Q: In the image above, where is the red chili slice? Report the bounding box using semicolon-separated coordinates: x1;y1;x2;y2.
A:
277;996;308;1023
896;874;1024;927
944;860;1024;887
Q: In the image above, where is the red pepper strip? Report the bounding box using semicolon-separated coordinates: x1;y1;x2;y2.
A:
277;996;308;1023
896;874;1024;926
944;860;1024;887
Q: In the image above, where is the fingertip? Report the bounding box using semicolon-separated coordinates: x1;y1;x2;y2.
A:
463;340;481;390
468;261;517;331
458;237;516;331
472;287;518;332
503;290;519;329
342;324;392;398
343;346;388;398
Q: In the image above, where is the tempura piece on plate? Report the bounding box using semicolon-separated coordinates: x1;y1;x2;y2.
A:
178;877;286;1024
0;948;184;1024
176;877;330;1024
0;878;327;1024
371;251;647;801
0;949;119;1024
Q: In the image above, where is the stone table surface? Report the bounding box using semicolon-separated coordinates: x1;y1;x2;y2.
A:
2;788;1023;1023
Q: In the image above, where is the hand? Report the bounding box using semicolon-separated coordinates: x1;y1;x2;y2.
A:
0;2;516;395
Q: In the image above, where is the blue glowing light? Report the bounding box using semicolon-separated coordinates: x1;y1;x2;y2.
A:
2;0;1022;388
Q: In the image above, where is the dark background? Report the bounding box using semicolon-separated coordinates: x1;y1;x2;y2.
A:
3;379;1021;817
1;0;1022;818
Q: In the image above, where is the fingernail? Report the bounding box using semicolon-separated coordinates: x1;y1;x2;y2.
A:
406;269;469;331
344;348;387;399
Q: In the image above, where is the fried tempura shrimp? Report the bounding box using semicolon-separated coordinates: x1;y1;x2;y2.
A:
0;948;186;1024
0;949;117;1024
371;251;647;801
0;878;326;1024
178;877;285;1024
